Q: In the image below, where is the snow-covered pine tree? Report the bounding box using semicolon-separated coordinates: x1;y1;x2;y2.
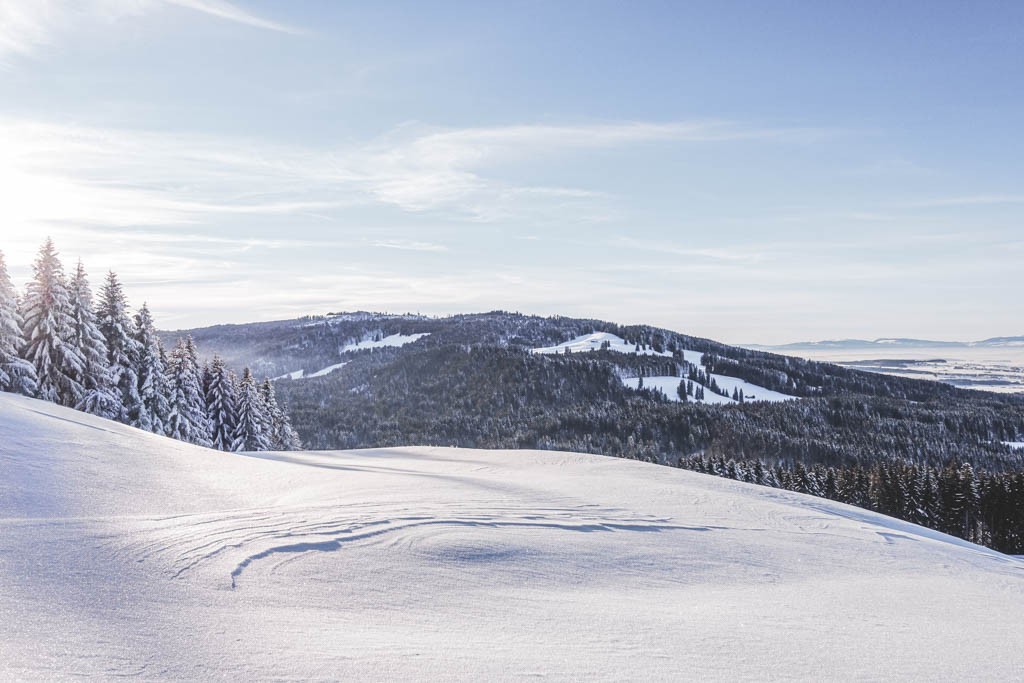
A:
166;336;212;447
260;378;302;450
233;367;271;451
132;303;170;434
19;239;84;406
97;271;143;425
68;261;121;419
205;355;239;451
185;337;213;443
0;250;37;396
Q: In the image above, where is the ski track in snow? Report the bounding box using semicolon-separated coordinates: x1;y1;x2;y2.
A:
2;392;1024;680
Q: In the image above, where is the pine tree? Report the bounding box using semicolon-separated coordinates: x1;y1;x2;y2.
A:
205;355;239;451
233;367;271;451
19;239;84;405
96;271;142;424
260;379;302;450
132;303;170;434
0;250;37;396
166;336;212;446
68;261;120;418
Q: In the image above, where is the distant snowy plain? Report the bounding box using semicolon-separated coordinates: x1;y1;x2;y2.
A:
756;344;1024;394
2;392;1024;680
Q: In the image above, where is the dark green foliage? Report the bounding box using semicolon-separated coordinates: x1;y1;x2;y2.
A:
677;454;1024;553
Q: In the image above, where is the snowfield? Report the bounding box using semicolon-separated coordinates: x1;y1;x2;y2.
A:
623;373;796;404
341;332;430;353
532;332;672;356
306;361;350;378
2;393;1024;680
533;337;797;404
274;333;429;380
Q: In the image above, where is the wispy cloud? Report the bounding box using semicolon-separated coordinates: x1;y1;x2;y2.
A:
0;117;820;235
370;239;449;252
0;0;297;64
164;0;300;34
611;236;765;263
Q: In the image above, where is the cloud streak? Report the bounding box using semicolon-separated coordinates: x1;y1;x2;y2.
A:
164;0;301;34
0;0;297;64
0;116;822;235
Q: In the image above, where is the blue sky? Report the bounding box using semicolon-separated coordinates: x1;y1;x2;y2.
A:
0;0;1020;343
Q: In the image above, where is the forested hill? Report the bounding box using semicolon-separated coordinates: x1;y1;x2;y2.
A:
168;310;1018;404
166;309;1024;457
165;311;1024;552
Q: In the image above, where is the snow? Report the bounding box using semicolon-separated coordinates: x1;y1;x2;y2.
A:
3;391;1024;680
307;361;349;378
532;332;672;357
532;340;794;404
623;375;731;404
623;372;796;404
273;332;429;381
1004;442;1024;450
680;348;705;366
341;332;430;353
274;369;305;380
708;372;797;403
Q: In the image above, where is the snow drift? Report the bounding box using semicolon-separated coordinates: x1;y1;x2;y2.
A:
1;391;1023;680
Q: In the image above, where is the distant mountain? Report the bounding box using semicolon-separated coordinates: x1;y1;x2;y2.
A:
749;336;1024;351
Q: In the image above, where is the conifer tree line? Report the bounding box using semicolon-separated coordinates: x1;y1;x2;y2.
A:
0;239;301;452
677;455;1024;553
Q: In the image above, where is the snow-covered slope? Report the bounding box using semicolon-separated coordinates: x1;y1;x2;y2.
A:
623;373;796;404
533;336;796;404
2;392;1023;680
342;332;430;352
532;332;672;357
274;333;429;381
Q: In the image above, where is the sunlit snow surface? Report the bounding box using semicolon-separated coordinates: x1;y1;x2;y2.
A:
2;392;1024;680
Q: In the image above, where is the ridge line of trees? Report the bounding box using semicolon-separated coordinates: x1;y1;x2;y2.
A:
0;239;300;452
678;454;1024;552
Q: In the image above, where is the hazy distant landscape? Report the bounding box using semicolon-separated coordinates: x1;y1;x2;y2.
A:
748;339;1024;394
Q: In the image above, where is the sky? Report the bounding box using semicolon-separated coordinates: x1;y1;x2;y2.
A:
0;0;1021;344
